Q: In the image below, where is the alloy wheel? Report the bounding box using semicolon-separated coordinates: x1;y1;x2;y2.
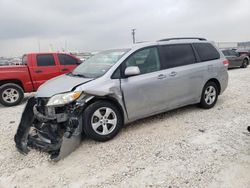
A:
204;86;216;105
91;107;117;135
2;88;20;104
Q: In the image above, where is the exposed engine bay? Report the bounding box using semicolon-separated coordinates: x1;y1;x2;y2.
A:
14;96;85;161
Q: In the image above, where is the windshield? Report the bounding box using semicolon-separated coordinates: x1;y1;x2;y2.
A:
71;49;129;78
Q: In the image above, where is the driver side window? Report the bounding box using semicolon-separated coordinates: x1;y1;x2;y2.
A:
126;47;161;75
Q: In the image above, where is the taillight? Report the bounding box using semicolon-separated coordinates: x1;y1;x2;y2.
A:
223;60;229;66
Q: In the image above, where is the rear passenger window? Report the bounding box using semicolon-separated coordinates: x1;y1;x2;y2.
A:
159;44;196;69
193;43;220;62
37;54;55;66
58;54;78;65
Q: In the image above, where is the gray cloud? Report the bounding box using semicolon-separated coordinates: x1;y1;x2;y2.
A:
0;0;249;56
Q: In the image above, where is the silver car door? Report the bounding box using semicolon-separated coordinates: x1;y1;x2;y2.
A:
120;47;166;120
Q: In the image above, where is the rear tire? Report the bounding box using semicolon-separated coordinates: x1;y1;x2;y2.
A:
82;101;123;142
241;59;248;68
199;82;218;109
0;83;24;107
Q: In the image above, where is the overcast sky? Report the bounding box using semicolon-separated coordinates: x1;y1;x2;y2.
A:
0;0;249;57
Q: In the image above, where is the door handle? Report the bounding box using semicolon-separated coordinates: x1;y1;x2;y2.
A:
169;71;177;77
61;68;69;71
35;70;43;73
157;74;166;79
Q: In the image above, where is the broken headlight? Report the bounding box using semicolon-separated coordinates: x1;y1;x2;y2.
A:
46;91;83;107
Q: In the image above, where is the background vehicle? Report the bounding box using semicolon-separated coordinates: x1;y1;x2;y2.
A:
0;53;81;106
15;38;229;160
221;49;249;68
0;59;9;66
236;48;250;58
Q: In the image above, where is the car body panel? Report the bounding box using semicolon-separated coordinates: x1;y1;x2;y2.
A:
36;74;93;98
120;69;168;120
0;65;34;92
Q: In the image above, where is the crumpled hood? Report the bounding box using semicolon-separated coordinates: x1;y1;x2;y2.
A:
36;74;93;98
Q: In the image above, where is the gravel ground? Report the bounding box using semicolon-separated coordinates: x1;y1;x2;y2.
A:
0;67;250;188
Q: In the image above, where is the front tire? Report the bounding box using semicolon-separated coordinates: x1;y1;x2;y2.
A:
199;82;218;109
83;101;123;142
0;83;24;107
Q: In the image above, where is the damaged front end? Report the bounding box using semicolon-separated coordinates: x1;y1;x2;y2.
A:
14;94;86;161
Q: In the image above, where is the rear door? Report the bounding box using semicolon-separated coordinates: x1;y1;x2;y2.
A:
29;54;61;90
57;54;79;74
228;50;242;66
158;44;201;108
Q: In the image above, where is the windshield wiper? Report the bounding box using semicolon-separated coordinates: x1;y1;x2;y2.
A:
68;72;87;78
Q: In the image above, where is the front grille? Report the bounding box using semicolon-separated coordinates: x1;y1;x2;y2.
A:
36;97;49;115
55;106;67;114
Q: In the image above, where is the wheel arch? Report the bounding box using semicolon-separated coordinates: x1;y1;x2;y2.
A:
84;96;126;124
243;57;249;63
0;80;24;90
205;78;221;94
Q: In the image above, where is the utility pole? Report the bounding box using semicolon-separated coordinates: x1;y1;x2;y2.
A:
131;29;136;44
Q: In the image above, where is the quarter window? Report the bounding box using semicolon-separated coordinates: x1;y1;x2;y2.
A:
37;54;55;66
159;44;196;69
58;54;78;65
125;47;160;74
193;43;220;62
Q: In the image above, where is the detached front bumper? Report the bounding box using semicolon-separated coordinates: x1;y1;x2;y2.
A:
14;97;85;161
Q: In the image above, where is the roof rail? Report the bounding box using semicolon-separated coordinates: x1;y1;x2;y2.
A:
158;37;207;42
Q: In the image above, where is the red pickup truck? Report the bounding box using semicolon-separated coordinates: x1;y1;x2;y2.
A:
0;53;81;106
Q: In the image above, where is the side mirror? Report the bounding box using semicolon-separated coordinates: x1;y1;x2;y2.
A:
236;52;241;57
124;66;140;77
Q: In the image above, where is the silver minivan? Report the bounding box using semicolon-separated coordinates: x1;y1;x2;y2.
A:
15;38;229;160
